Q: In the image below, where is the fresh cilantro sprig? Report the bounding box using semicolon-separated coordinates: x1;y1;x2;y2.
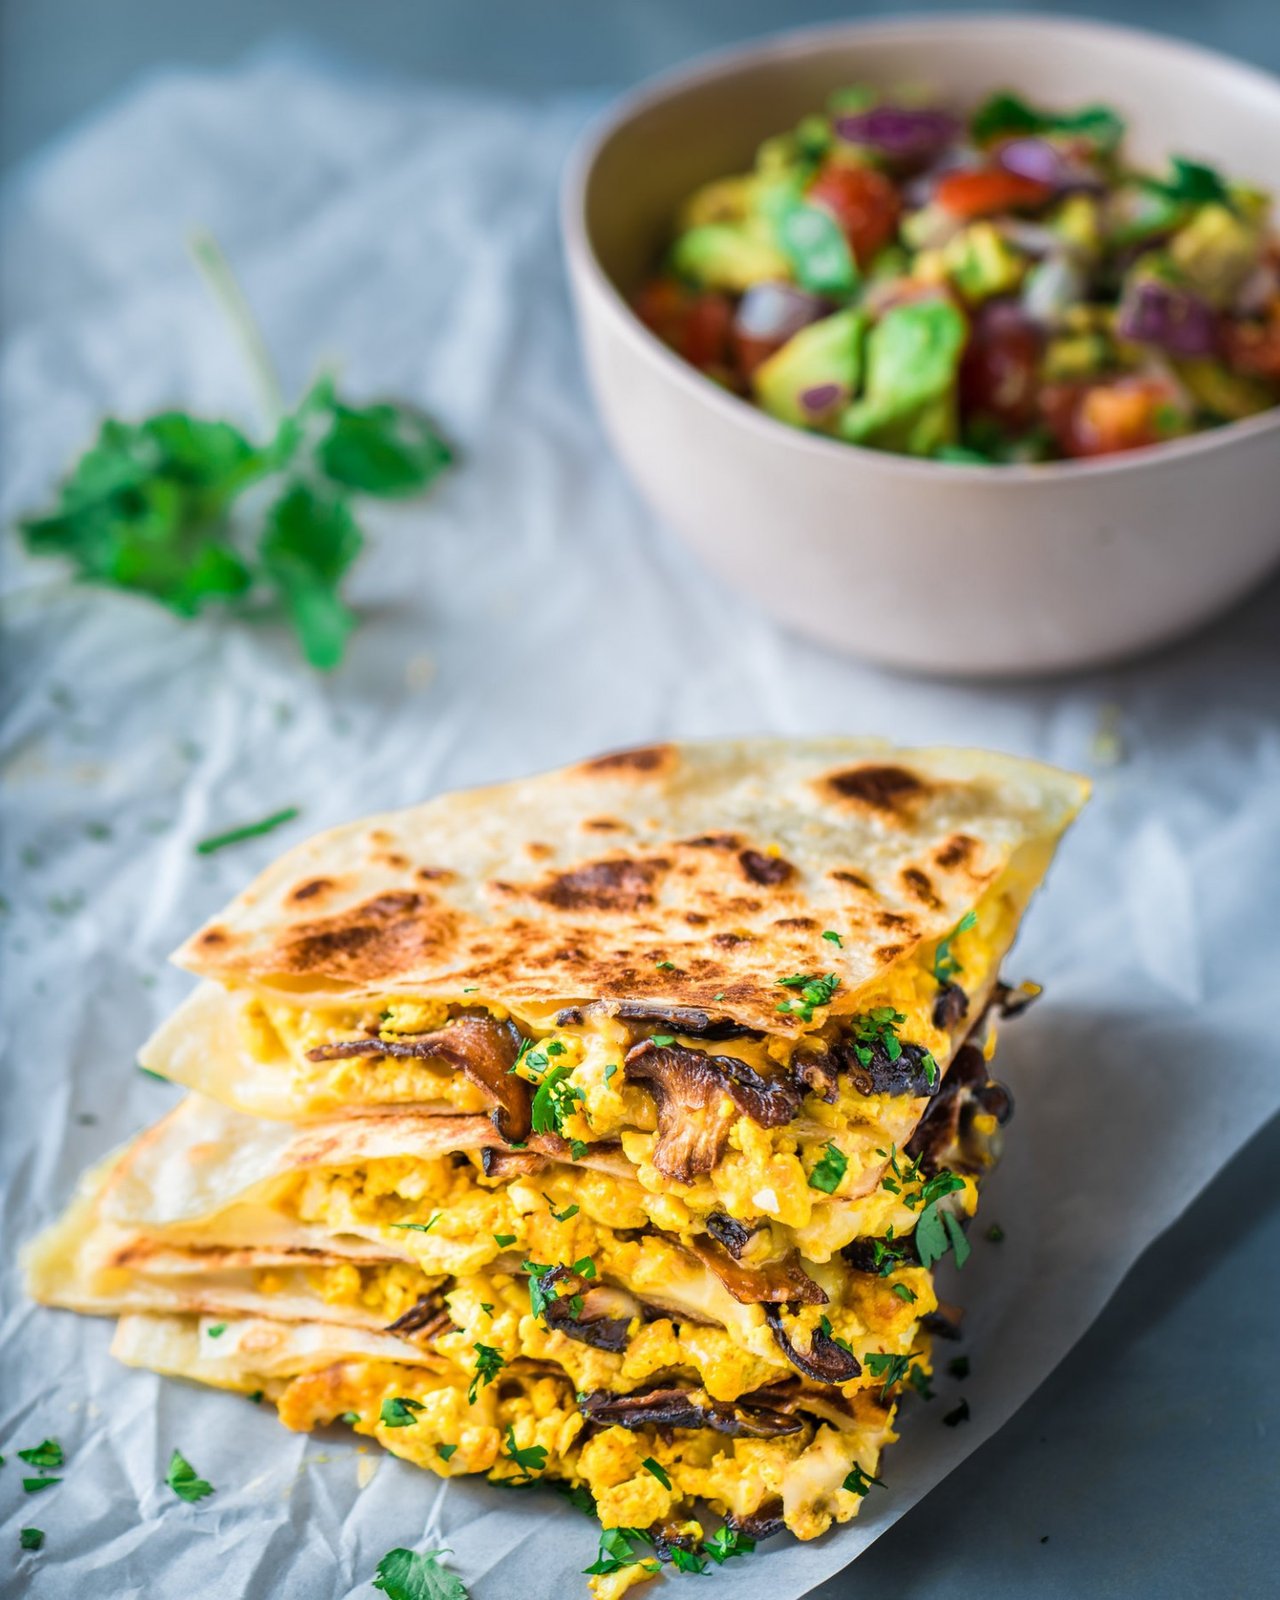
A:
165;1449;214;1503
20;235;452;672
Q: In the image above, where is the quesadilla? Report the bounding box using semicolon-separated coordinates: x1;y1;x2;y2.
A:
26;739;1086;1591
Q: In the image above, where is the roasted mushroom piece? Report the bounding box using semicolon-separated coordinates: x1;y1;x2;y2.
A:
579;1385;804;1438
384;1292;452;1341
906;1042;1013;1175
308;1015;530;1142
932;981;969;1031
609;1000;759;1041
686;1235;827;1306
763;1305;862;1384
624;1040;802;1183
538;1267;639;1353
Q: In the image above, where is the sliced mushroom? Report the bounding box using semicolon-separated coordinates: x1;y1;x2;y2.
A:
384;1292;452;1341
994;979;1042;1017
609;1000;759;1042
480;1147;547;1180
932;982;969;1031
792;1048;840;1103
840;1233;920;1274
905;1042;1012;1175
578;1385;803;1438
686;1236;827;1306
834;1035;940;1099
540;1269;639;1353
763;1305;861;1385
746;1384;858;1434
624;1041;802;1183
725;1502;786;1540
705;1212;753;1258
308;1015;529;1143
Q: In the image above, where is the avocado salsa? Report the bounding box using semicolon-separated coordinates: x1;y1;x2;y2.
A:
634;88;1280;463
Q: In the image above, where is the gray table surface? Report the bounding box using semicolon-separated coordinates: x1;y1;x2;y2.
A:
1;4;1278;1597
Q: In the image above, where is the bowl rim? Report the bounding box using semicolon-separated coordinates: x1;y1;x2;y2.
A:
561;10;1280;484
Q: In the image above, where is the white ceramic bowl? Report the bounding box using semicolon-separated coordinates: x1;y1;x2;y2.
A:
562;15;1280;675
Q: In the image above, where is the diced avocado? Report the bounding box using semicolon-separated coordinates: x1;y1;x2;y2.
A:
837;299;967;455
670;222;791;292
752;309;867;429
1049;194;1102;258
1176;358;1275;420
1043;332;1113;382
1106;183;1184;247
1169;204;1261;306
678;174;757;231
942;223;1027;301
772;201;858;296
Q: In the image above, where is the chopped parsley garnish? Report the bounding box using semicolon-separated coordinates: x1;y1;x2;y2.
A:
944;1399;971;1427
547;1200;579;1222
641;1457;672;1489
165;1449;214;1502
864;1350;920;1400
921;1051;939;1088
436;1443;458;1461
339;1412;360;1425
373;1546;470;1600
822;929;843;947
569;1139;589;1160
907;1363;934;1400
703;1525;756;1563
948;1356;970;1380
196;807;300;855
818;1314;856;1355
986;1223;1006;1243
670;1547;708;1574
17;1440;63;1471
911;1173;970;1270
603;1063;618;1083
775;971;841;1022
493;1233;517;1248
850;1006;906;1064
503;1425;548;1478
468;1343;505;1402
584;1528;657;1577
892;1283;918;1303
19;1528;44;1551
512;1036;538;1070
206;1323;227;1338
22;1478;60;1494
380;1397;426;1428
842;1463;885;1497
808;1139;848;1194
248;1390;264;1404
650;1034;676;1046
655;960;676;971
530;1064;584;1137
932;910;978;984
390;1214;442;1233
877;1143;924;1196
545;1041;565;1056
559;1482;597;1517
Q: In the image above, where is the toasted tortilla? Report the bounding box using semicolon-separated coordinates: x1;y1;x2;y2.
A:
177;739;1087;1030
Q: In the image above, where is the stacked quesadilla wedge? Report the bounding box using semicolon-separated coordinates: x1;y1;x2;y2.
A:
26;739;1086;1592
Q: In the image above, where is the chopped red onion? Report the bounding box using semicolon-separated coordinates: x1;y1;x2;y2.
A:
834;106;961;167
799;382;846;416
1117;278;1219;358
997;138;1103;194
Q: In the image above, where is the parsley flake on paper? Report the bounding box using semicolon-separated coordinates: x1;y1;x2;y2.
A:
373;1546;470;1600
165;1449;214;1502
20;1528;45;1551
842;1463;885;1497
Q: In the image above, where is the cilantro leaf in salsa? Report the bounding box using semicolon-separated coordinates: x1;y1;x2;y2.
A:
373;1547;470;1600
165;1449;214;1502
970;91;1125;151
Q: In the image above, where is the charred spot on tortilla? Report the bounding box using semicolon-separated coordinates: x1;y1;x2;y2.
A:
824;763;929;814
288;878;336;905
524;841;553;860
534;857;667;913
830;868;873;889
415;865;455;883
282;892;458;983
579;744;676;777
684;832;741;850
901;867;943;910
935;833;977;870
738;849;794;886
582;816;625;832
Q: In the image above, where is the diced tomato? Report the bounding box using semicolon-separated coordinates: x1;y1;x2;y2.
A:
806;163;902;265
934;169;1054;220
959;304;1043;430
1041;374;1186;458
1222;304;1280;382
634;279;734;373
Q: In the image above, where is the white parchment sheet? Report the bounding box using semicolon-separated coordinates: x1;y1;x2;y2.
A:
2;52;1278;1600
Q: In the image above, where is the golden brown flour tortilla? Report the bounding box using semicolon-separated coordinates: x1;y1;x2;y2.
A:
176;739;1088;1030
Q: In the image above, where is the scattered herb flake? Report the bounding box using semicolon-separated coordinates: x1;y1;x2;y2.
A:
808;1140;848;1194
650;1034;676;1046
436;1443;458;1462
822;929;843;946
22;1478;60;1495
842;1463;885;1497
548;1201;579;1223
19;1528;44;1551
775;971;841;1022
373;1546;470;1600
380;1397;426;1428
704;1525;756;1563
391;1214;442;1234
502;1425;548;1479
493;1233;517;1248
206;1323;227;1338
641;1456;672;1489
338;1412;360;1425
986;1223;1006;1243
655;960;676;971
948;1356;970;1380
892;1283;918;1303
468;1343;505;1403
248;1390;264;1404
584;1527;649;1577
165;1450;214;1502
932;910;978;984
17;1441;63;1471
196;807;299;855
864;1350;919;1400
944;1399;971;1427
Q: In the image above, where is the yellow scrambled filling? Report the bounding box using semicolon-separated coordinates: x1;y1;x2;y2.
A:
268;1356;900;1546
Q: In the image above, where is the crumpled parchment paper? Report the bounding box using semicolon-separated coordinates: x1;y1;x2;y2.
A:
2;49;1278;1600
